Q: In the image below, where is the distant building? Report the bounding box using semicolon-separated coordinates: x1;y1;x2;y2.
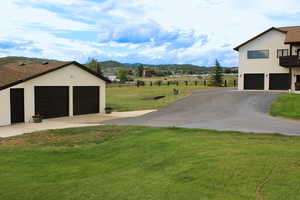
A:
107;74;118;82
142;69;155;77
128;70;133;75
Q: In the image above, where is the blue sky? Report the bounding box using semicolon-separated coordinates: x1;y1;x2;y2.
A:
0;0;300;66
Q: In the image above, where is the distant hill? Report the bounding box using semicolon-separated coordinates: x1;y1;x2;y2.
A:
0;56;56;66
99;60;124;68
123;63;144;66
99;61;238;75
0;56;238;75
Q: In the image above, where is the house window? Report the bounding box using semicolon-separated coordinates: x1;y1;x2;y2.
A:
247;50;269;59
277;49;289;58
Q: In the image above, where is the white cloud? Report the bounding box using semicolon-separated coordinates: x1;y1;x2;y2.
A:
1;1;94;32
0;0;300;66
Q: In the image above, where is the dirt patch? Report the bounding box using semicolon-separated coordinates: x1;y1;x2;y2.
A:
256;160;300;200
0;129;121;147
142;96;165;100
0;137;29;147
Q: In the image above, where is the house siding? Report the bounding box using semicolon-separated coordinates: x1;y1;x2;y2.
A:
238;30;290;90
0;64;106;126
292;68;300;90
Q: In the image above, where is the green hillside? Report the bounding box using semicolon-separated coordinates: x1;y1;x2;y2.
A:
98;61;238;75
0;56;238;74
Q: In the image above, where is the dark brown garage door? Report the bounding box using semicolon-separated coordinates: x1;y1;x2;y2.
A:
73;86;99;115
244;74;264;90
35;86;69;118
10;88;24;123
269;73;291;90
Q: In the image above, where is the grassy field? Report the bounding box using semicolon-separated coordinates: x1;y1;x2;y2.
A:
270;94;300;120
138;75;237;85
106;85;213;111
1;125;300;200
106;75;237;112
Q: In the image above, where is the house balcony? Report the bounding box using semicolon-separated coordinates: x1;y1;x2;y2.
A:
279;56;300;68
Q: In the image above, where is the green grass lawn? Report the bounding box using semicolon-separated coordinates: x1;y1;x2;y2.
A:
1;125;300;200
270;94;300;120
106;85;213;111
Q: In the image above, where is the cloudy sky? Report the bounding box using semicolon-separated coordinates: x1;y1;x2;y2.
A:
0;0;300;66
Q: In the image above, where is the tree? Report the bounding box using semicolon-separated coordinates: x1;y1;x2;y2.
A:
210;60;224;86
117;68;128;83
86;58;103;75
224;68;232;74
137;65;144;77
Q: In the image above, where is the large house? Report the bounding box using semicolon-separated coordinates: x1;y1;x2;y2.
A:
0;61;110;126
234;26;300;91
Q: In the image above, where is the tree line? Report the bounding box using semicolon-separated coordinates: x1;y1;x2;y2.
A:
86;58;228;86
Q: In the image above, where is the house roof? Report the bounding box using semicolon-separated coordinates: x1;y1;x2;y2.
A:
278;26;300;44
234;26;300;51
0;61;110;91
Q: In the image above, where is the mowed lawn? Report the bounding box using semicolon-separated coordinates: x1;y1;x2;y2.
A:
270;94;300;120
106;85;213;111
1;125;300;200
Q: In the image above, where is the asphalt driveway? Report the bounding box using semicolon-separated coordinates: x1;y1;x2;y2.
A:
104;88;300;135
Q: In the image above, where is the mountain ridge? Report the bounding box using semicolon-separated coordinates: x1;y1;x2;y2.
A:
0;56;238;74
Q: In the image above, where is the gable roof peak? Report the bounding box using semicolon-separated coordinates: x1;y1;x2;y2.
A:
234;27;287;51
0;60;110;91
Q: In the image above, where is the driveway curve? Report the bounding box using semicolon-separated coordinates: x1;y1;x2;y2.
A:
104;88;300;135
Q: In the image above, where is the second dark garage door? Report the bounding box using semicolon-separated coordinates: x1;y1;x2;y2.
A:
73;86;99;115
269;73;290;90
244;74;265;90
35;86;69;118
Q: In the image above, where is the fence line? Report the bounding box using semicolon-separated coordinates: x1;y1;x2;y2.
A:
107;79;237;88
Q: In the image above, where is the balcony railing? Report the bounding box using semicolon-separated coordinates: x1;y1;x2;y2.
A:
279;56;300;68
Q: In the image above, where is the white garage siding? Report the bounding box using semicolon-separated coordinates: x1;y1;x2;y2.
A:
0;64;106;126
0;89;10;126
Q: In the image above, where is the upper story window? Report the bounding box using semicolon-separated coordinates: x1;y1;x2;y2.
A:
277;49;289;58
247;50;269;59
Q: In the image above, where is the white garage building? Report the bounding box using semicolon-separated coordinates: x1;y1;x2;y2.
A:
0;61;110;126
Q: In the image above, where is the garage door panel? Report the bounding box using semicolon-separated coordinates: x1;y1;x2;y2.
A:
73;86;99;115
269;73;290;90
35;86;69;118
244;74;264;90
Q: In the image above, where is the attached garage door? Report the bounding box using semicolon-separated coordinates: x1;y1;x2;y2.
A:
244;74;264;90
269;73;291;90
73;86;99;115
35;86;69;118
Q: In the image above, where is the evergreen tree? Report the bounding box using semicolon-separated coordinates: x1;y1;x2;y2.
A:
86;58;103;75
137;65;144;77
210;60;224;86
